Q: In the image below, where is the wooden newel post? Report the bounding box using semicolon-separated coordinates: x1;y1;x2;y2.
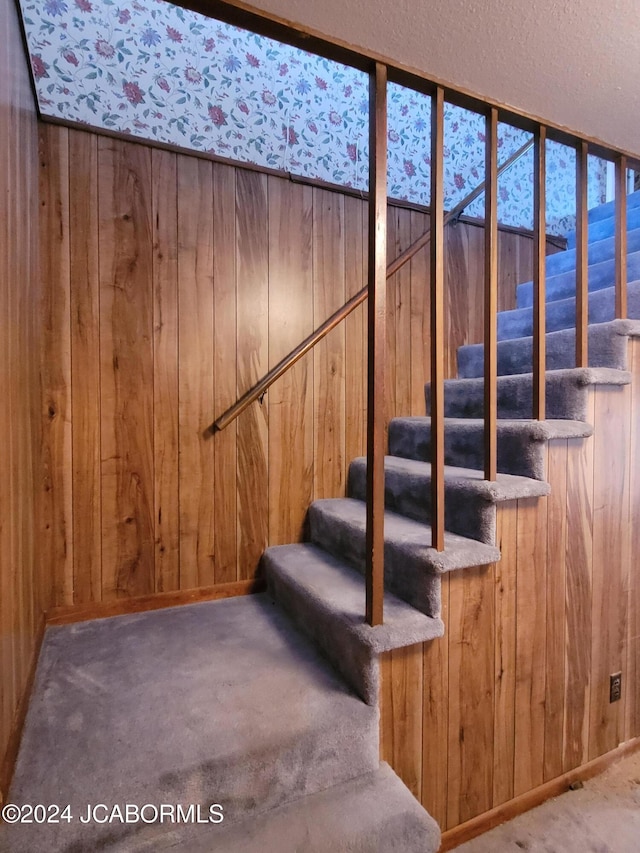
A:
365;62;388;627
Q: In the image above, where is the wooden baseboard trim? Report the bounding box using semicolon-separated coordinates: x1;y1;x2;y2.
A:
0;614;46;805
46;579;265;626
439;737;640;851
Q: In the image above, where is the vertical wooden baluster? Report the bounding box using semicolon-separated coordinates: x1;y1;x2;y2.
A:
615;155;628;320
484;107;498;481
576;141;589;367
430;86;445;550
365;62;387;626
533;126;547;420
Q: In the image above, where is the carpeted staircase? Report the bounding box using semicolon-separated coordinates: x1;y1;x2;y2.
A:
3;191;640;853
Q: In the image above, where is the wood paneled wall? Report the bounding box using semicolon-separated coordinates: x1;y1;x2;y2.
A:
380;341;640;834
38;125;543;607
0;0;45;796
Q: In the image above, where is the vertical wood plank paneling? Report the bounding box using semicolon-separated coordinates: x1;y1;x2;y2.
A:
236;170;269;578
589;384;631;759
99;139;155;599
0;0;43;791
40;124;73;607
422;575;450;828
344;195;367;461
268;179;314;545
447;566;494;828
177;156;215;589
409;211;430;415
563;398;595;772
69;130;101;604
152;148;179;592
382;645;424;798
313;188;346;499
212;163;239;583
386;207;398;419
493;502;518;806
392;207;413;414
627;340;640;740
544;440;568;781
514;496;548;795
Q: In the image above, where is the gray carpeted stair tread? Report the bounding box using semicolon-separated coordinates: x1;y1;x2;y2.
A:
566;203;640;249
495;281;640;342
264;543;443;705
309;497;500;619
120;763;441;852
426;367;631;420
516;249;640;309
545;228;640;278
389;416;592;480
348;455;548;543
458;319;640;379
4;595;379;853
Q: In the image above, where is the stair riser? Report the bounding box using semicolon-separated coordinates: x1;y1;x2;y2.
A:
307;504;443;619
516;250;640;309
566;204;640;248
426;376;591;420
348;459;496;545
497;281;640;342
545;227;640;278
458;320;631;379
388;420;547;480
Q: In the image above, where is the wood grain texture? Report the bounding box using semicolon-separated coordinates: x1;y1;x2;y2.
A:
409;210;430;414
544;440;568;782
177;156;215;589
513;496;548;796
589;384;631;759
447;566;494;828
99;139;155;599
313;188;346;500
236;170;269;578
0;0;45;798
493;502;518;807
69;131;102;603
344;194;367;462
212;163;239;583
152;148;180;592
268;178;314;545
627;340;640;741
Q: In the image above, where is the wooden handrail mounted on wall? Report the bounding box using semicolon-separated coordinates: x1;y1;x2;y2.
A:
212;138;534;433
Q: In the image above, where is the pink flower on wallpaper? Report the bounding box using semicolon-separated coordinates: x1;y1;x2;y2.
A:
388;129;399;143
74;0;92;10
347;143;357;162
279;63;288;76
62;49;79;66
283;125;298;145
204;38;215;52
184;66;202;84
238;101;249;115
315;76;327;90
95;39;115;59
123;81;145;105
31;54;49;80
157;77;170;93
308;121;318;134
246;53;260;68
404;160;416;177
261;90;276;106
329;110;341;126
344;85;352;98
118;9;130;24
166;26;182;43
454;172;465;189
209;105;228;126
477;131;486;143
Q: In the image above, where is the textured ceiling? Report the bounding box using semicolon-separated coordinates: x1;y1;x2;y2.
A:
234;0;640;158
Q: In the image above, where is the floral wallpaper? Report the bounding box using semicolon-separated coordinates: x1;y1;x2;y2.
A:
21;0;606;235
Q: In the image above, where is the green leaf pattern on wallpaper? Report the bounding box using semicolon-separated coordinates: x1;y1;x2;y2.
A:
22;0;606;234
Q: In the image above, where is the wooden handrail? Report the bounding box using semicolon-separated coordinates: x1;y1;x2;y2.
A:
211;137;534;432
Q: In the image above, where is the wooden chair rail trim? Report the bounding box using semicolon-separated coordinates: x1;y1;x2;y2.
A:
212;138;534;432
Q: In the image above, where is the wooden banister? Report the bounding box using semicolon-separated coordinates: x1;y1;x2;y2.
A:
212;138;534;432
